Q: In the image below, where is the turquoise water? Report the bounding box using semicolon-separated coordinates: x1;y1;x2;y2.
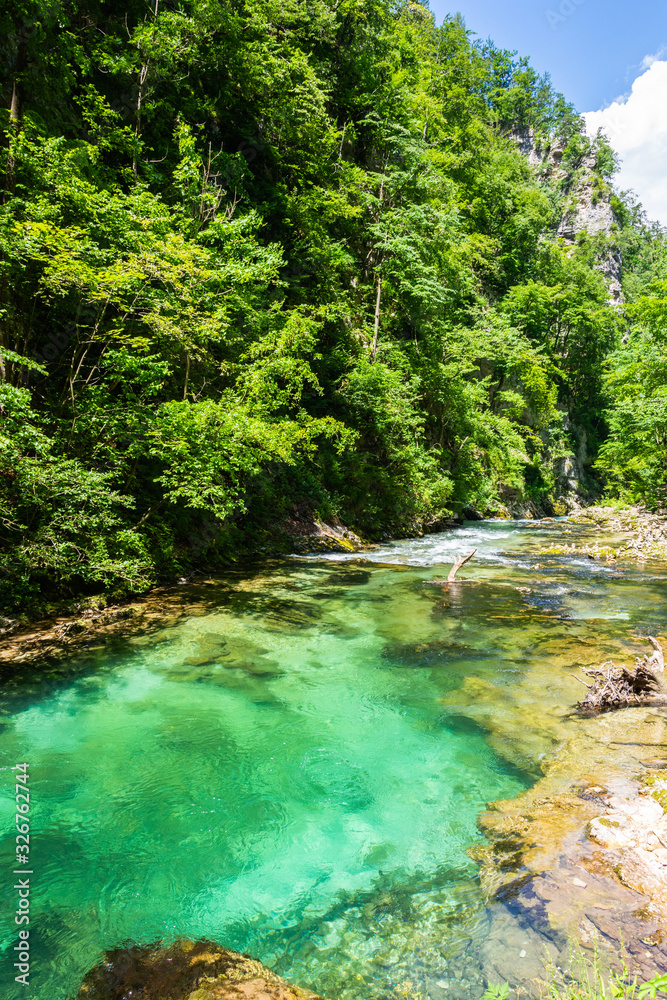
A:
1;520;664;999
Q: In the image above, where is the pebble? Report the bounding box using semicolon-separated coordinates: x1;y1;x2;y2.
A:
572;877;587;888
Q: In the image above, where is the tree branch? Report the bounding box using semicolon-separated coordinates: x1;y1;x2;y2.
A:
447;548;477;583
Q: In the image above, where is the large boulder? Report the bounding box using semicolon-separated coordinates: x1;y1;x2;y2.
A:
77;939;327;1000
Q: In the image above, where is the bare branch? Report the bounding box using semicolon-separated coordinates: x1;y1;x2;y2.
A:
447;548;477;583
577;638;667;711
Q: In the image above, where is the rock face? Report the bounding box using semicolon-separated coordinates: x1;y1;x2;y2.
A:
277;501;365;554
509;126;623;508
556;151;623;307
76;939;327;1000
449;646;667;993
586;778;667;917
512;126;623;307
553;419;598;507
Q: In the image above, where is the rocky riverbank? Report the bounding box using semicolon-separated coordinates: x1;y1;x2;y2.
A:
568;506;667;562
0;578;227;672
0;510;466;669
0;507;371;657
474;740;667;989
443;664;667;995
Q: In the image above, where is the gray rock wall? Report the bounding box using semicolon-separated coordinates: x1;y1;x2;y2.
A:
512;128;623;306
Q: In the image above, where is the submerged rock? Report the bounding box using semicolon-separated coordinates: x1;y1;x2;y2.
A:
447;629;667;990
76;939;327;1000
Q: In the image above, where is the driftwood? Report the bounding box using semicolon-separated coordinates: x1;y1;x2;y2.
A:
447;549;477;583
426;550;477;588
424;549;477;587
576;637;667;711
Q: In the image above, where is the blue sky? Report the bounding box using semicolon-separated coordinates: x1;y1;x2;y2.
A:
427;1;667;223
429;0;667;112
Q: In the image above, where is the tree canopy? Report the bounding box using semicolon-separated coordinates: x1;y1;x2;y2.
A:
1;0;664;610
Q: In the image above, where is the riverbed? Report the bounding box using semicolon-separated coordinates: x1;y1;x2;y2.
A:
1;518;666;1000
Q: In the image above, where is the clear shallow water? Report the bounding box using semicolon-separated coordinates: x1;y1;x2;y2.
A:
1;519;666;1000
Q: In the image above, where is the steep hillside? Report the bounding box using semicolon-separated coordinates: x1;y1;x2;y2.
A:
0;0;663;611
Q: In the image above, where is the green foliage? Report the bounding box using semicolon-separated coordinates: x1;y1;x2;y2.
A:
0;385;154;605
592;131;620;180
542;949;667;1000
482;984;510;1000
0;0;661;607
638;975;667;999
482;961;667;1000
149;397;348;518
596;273;667;507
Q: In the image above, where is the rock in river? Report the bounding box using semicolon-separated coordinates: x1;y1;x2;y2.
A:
76;939;327;1000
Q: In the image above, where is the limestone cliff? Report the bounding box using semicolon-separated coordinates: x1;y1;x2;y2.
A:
514;127;623;306
508;127;626;508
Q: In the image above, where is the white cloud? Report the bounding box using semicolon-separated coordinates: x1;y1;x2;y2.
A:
641;48;667;71
584;60;667;226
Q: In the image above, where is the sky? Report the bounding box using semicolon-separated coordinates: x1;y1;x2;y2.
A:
428;0;667;224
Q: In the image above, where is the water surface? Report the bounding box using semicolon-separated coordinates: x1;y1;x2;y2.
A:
1;519;665;1000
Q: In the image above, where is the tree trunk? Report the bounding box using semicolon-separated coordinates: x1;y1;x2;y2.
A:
370;274;382;363
133;60;149;181
5;23;29;199
369;159;389;364
132;0;159;180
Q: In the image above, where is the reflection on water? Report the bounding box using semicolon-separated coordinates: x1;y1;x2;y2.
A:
0;519;666;1000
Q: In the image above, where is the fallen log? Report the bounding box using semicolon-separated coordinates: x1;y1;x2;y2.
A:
577;637;667;711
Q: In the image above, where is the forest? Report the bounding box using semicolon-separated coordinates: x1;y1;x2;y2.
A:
1;0;666;612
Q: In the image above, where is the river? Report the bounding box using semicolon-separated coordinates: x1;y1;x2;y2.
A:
1;518;665;999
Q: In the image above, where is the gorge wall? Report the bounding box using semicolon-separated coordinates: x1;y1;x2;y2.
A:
512;126;625;511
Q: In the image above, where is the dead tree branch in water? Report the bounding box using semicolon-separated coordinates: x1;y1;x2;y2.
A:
446;549;477;583
577;637;667;711
425;549;477;589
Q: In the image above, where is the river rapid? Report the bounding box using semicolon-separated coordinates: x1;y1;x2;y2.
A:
1;518;666;1000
